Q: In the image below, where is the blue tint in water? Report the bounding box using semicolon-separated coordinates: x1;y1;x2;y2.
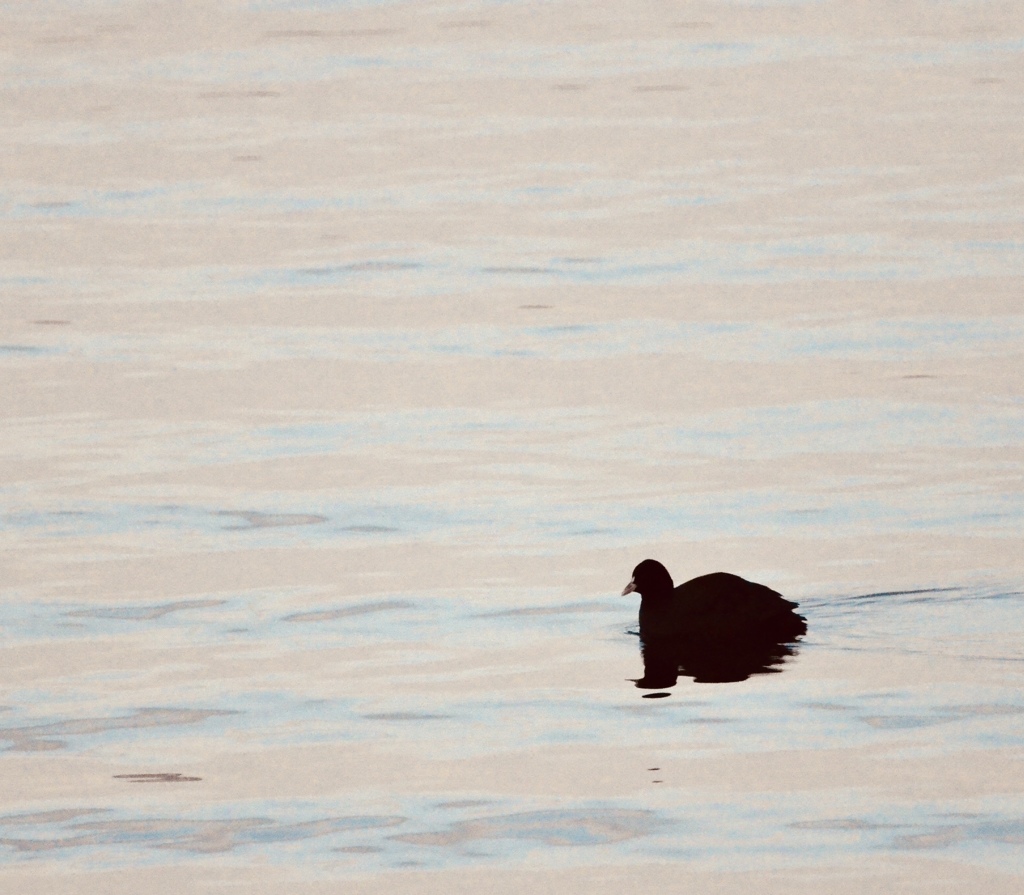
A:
1;792;1021;871
0;345;61;357
660;399;1024;455
1;567;1021;870
1;499;474;544
59;316;1024;367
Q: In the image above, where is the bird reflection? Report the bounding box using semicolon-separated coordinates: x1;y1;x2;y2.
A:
622;559;807;686
636;632;801;685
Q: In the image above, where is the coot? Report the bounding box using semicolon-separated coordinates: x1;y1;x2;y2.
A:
622;559;806;643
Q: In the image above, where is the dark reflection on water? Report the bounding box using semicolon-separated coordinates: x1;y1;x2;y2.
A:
67;599;226;621
113;773;202;783
635;634;802;686
0;708;236;752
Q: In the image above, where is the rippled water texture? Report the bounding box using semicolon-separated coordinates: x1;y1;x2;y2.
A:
2;1;1023;892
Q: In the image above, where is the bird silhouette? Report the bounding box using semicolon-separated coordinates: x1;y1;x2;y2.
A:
622;559;807;685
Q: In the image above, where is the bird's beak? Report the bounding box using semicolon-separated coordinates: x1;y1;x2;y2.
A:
621;579;637;596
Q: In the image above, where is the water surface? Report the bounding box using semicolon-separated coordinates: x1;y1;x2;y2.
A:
1;1;1022;891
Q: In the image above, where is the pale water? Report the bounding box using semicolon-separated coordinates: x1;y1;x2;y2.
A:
2;1;1023;892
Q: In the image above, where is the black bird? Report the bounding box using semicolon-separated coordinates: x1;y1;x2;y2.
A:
622;559;806;642
622;559;807;684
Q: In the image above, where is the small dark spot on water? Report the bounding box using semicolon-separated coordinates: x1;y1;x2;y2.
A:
648;768;660;771
113;773;201;783
642;692;671;699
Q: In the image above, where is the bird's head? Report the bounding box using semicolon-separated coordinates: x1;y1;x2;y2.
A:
621;559;674;598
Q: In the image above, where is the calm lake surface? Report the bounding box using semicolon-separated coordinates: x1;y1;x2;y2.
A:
2;1;1022;892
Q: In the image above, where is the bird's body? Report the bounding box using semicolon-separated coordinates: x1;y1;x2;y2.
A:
624;560;806;644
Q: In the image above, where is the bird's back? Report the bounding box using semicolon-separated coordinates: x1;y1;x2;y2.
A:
641;572;804;641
